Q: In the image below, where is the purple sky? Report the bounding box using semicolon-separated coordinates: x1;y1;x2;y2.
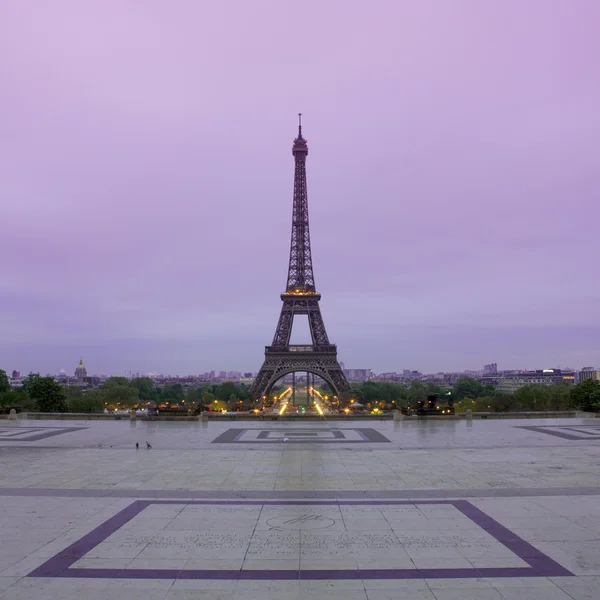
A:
1;1;599;376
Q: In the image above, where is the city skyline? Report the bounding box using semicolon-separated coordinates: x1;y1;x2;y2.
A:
2;2;600;375
4;356;594;380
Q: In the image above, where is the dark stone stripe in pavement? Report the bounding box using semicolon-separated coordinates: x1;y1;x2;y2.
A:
1;486;600;499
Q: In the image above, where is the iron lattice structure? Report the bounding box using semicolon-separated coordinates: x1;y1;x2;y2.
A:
251;116;351;402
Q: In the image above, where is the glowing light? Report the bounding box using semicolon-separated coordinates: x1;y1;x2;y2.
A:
311;387;325;400
279;402;288;415
285;289;317;296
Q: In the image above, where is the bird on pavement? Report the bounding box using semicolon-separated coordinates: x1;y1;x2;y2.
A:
146;441;152;449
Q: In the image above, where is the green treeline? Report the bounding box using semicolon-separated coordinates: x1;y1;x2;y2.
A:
1;370;599;414
0;372;253;414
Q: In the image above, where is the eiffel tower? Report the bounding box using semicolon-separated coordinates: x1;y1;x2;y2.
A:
250;116;351;403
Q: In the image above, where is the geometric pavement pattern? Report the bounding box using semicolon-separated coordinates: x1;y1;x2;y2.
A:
515;424;600;441
28;499;573;580
211;428;391;444
0;426;88;442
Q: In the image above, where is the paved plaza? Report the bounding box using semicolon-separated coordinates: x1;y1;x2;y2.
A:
1;417;600;599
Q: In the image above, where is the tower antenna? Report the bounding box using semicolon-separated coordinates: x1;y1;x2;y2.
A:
298;112;302;136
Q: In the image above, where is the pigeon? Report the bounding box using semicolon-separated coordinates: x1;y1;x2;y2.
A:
135;442;139;449
146;441;152;449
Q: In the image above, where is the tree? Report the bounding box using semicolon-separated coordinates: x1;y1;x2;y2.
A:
387;383;409;403
569;379;600;412
482;384;496;396
228;393;238;411
0;369;10;394
162;383;184;403
452;378;484;402
425;382;446;396
63;386;83;408
101;377;130;389
201;391;215;408
68;390;105;413
100;385;139;407
130;377;158;401
215;381;238;401
510;383;569;411
0;388;35;412
486;394;516;413
513;385;549;411
185;388;198;404
408;381;426;404
454;383;573;413
547;383;571;411
23;374;67;412
213;400;227;411
339;391;352;406
236;384;251;401
361;382;382;404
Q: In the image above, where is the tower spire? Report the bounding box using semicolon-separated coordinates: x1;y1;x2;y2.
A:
298;112;302;137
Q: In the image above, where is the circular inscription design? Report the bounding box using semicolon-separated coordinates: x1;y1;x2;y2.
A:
266;514;336;531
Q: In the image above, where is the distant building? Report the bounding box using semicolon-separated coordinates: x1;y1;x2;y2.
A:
343;369;373;383
58;368;68;379
376;372;400;381
402;370;423;380
9;372;23;388
74;357;88;379
483;363;498;375
496;369;575;394
577;368;600;383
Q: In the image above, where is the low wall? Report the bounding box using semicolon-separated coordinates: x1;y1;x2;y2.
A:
6;410;596;422
17;412;200;422
207;414;392;421
461;411;579;420
12;412;393;422
17;412;130;421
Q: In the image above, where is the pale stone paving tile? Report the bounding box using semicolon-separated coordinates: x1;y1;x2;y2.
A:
366;591;436;600
552;575;600;600
428;590;504;600
0;579;19;594
491;587;576;599
531;541;600;576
